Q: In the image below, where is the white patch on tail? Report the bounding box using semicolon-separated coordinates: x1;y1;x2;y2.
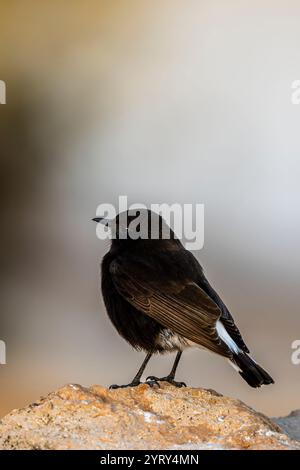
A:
228;359;241;372
216;320;240;354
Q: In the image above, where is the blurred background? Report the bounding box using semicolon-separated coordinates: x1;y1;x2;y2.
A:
1;0;300;418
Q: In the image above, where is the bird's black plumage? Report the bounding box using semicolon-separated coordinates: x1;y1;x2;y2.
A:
98;209;274;389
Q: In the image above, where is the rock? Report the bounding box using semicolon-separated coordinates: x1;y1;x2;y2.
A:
273;410;300;442
0;383;299;450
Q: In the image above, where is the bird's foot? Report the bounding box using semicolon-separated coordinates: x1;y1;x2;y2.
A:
146;375;186;388
109;380;141;390
109;379;160;390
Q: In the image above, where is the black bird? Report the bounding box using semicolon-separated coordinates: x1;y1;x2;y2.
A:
94;209;274;389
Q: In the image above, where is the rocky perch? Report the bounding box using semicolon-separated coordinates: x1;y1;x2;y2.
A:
0;384;299;450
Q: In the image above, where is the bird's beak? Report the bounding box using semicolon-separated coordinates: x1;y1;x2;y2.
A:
92;217;108;224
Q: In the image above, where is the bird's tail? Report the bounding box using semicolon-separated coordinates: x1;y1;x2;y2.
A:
231;352;274;388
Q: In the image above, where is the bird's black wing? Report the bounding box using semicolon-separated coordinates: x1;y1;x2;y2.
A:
109;256;232;358
198;275;249;353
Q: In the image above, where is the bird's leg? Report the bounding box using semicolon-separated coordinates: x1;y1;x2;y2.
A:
110;352;159;389
146;351;186;388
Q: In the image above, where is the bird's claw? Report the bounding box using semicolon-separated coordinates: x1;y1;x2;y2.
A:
109;380;141;390
168;380;186;388
145;378;160;388
109;379;160;389
146;375;186;388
